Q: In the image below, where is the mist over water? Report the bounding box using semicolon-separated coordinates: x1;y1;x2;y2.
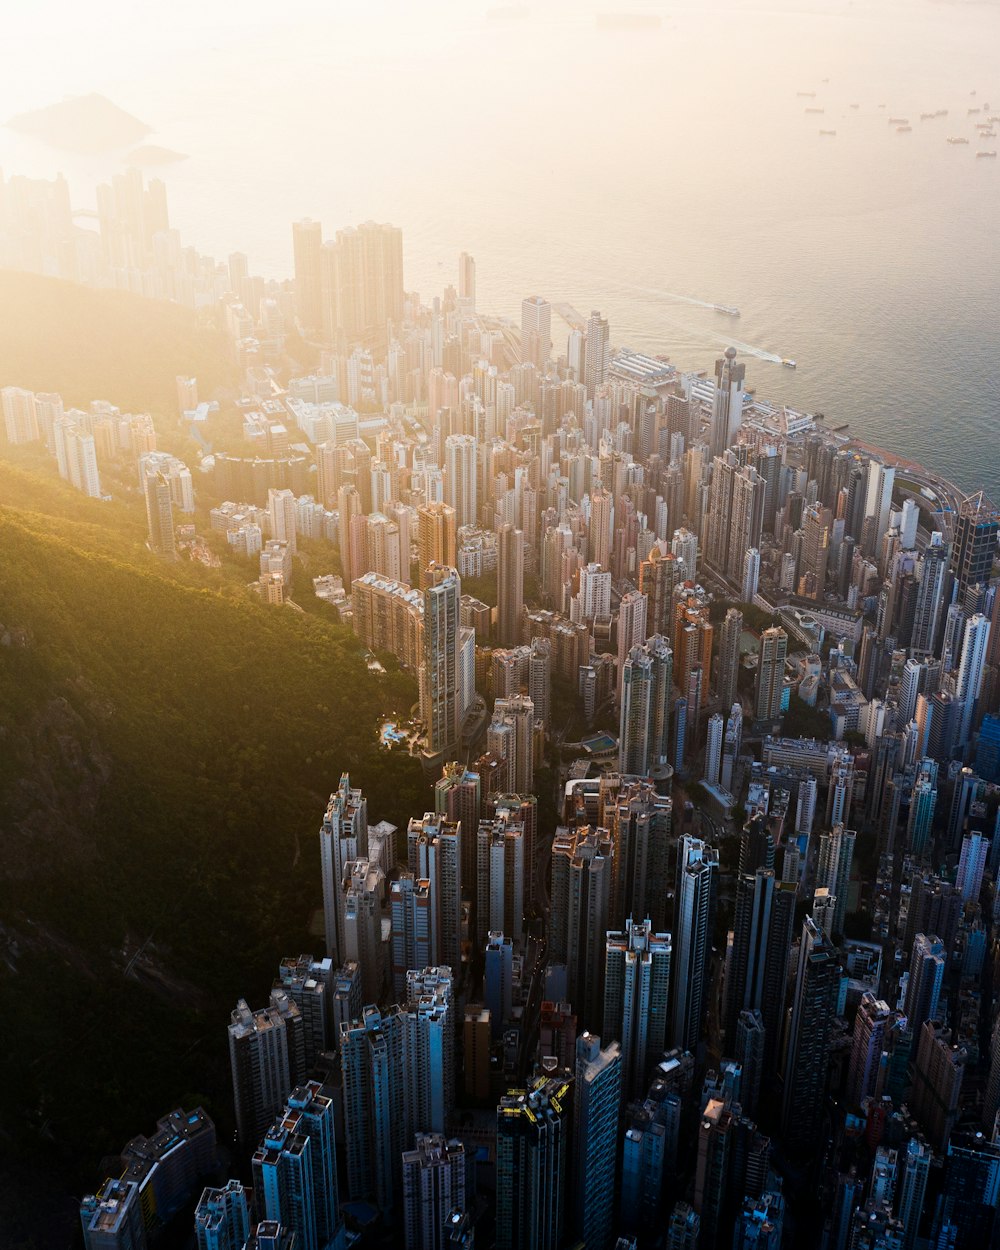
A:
3;0;999;496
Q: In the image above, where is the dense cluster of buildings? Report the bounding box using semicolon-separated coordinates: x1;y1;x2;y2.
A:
11;183;1000;1247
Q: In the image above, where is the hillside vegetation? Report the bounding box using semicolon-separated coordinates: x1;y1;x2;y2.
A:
0;476;426;1224
0;269;237;415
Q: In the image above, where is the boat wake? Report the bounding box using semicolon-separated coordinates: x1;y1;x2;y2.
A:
623;282;789;363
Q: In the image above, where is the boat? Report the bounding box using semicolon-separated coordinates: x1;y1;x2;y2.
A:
968;107;981;115
796;91;816;98
850;103;860;109
920;113;936;121
977;151;998;158
805;107;824;114
981;131;998;139
819;129;836;136
897;126;912;133
782;359;797;369
948;137;970;145
889;117;908;124
712;305;741;317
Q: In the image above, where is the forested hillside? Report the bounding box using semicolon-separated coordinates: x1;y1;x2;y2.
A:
0;468;425;1241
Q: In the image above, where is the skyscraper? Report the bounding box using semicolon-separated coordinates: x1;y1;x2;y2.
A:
584;310;610;397
319;774;368;964
445;435;477;528
422;564;462;757
417;502;457;588
847;993;893;1108
550;826;614;1031
496;1074;572;1250
693;1098;734;1247
905;933;946;1033
340;1006;406;1219
141;467;175;558
742;547;761;602
951;492;1000;600
640;547;684;639
590;485;614;572
755;627;788;721
956;829;989;903
521;296;552;370
573;1034;622;1250
618;636;673;776
1;386;40;444
484;931;514;1038
291;218;323;336
407;812;463;970
402;1135;467;1250
404;967;456;1136
798;503;831;599
487;694;535;794
724;868;797;1073
195;1181;251;1250
458;253;476;307
896;1136;931;1250
910;1020;967;1151
342;859;385;1005
709;348;745;460
319;220;404;349
733;1009;766;1117
617;590;649;704
390;874;431;999
955;612;991;752
435;763;481;891
815;823;856;938
671;837;717;1052
911;532;949;655
717;607;743;712
497;523;525;646
608;779;673;931
229;999;296;1148
733;1192;785;1250
604;918;672;1099
80;1179;146;1250
253;1087;341;1250
704;713;724;786
665;1202;701;1250
781;917;840;1151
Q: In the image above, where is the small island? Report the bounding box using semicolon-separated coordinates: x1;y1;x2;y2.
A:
6;92;150;154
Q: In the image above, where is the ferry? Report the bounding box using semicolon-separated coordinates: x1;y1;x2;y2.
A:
782;359;797;370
